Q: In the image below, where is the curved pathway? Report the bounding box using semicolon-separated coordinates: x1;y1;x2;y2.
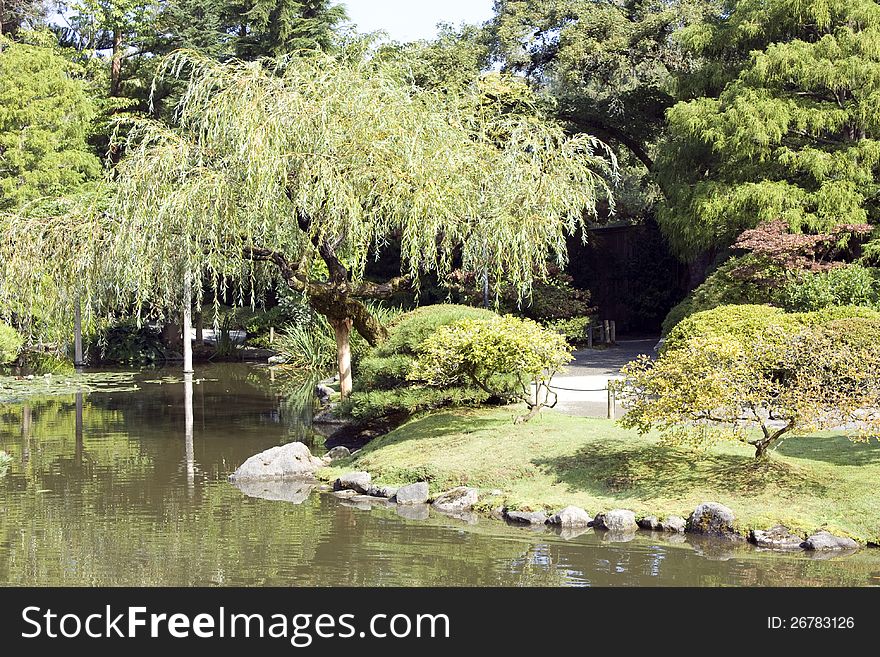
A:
549;338;658;417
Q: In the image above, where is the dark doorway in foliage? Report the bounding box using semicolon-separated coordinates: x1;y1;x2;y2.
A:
567;220;687;335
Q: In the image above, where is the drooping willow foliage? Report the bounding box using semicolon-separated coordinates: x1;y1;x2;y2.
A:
0;46;616;374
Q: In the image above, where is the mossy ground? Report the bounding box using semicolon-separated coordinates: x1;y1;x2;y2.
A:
319;406;880;543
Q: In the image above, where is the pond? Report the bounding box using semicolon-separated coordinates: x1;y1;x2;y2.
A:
1;363;879;587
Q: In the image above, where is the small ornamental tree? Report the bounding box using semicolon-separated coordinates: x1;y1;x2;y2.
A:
616;313;880;458
410;315;573;422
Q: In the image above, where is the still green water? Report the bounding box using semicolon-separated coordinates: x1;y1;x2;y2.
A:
1;363;879;587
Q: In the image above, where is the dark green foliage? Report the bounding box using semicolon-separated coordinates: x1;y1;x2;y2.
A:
339;386;492;421
662;255;781;334
92;320;167;364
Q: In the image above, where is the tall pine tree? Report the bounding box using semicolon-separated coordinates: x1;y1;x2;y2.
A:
657;0;880;261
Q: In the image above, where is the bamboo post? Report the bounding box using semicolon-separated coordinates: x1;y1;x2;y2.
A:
607;386;616;420
183;272;194;374
604;320;611;344
610;320;616;344
269;326;275;344
73;297;83;367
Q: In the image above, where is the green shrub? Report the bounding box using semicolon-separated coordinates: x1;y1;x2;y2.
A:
662;255;781;335
618;317;880;458
0;322;23;365
664;305;799;352
779;265;880;312
358;304;497;389
411;315;573;419
543;315;594;345
92;320;167;364
664;304;880;353
339;386;492;421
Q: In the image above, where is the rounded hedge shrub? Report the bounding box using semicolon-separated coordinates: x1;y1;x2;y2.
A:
357;304;497;390
0;322;23;365
664;304;880;353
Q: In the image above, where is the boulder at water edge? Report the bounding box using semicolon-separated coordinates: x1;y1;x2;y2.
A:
593;509;638;533
504;510;548;525
547;506;592;528
395;482;429;505
749;525;804;550
687;502;737;537
432;487;479;514
333;471;372;494
801;531;859;551
325;446;351;461
659;515;687;533
229;442;324;482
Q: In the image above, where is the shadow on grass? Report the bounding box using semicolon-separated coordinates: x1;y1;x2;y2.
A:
773;435;880;466
533;439;829;500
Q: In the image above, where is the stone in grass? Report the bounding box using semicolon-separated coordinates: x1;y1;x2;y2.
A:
547;506;592;528
395;482;429;505
687;502;737;537
659;516;687;533
593;509;638;533
229;442;324;482
504;510;548;525
324;446;351;461
749;525;805;550
801;531;859;551
333;471;371;494
432;487;479;514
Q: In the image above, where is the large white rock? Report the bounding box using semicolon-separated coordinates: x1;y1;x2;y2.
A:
229;442;324;482
432;487;479;514
547;506;592;528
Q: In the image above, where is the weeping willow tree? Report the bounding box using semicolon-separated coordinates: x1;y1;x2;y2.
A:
4;47;616;395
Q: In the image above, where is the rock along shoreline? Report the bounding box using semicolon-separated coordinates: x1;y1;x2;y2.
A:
229;441;864;554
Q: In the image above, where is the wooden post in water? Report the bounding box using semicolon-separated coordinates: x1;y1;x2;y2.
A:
75;391;83;466
183;272;194;374
184;372;194;492
73;298;83;367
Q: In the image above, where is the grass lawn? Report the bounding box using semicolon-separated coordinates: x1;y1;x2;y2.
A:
319;406;880;543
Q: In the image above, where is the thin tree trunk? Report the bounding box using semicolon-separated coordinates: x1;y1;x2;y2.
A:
183;271;193;374
331;317;353;399
73;297;83;367
110;29;123;97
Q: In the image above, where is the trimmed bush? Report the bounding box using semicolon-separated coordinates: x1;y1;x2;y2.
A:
411;315;573;419
0;322;22;365
357;304;496;390
664;304;880;353
618;312;880;458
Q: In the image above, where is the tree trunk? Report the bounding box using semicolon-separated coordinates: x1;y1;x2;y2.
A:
330;317;353;399
110;29;123;97
754;441;771;459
